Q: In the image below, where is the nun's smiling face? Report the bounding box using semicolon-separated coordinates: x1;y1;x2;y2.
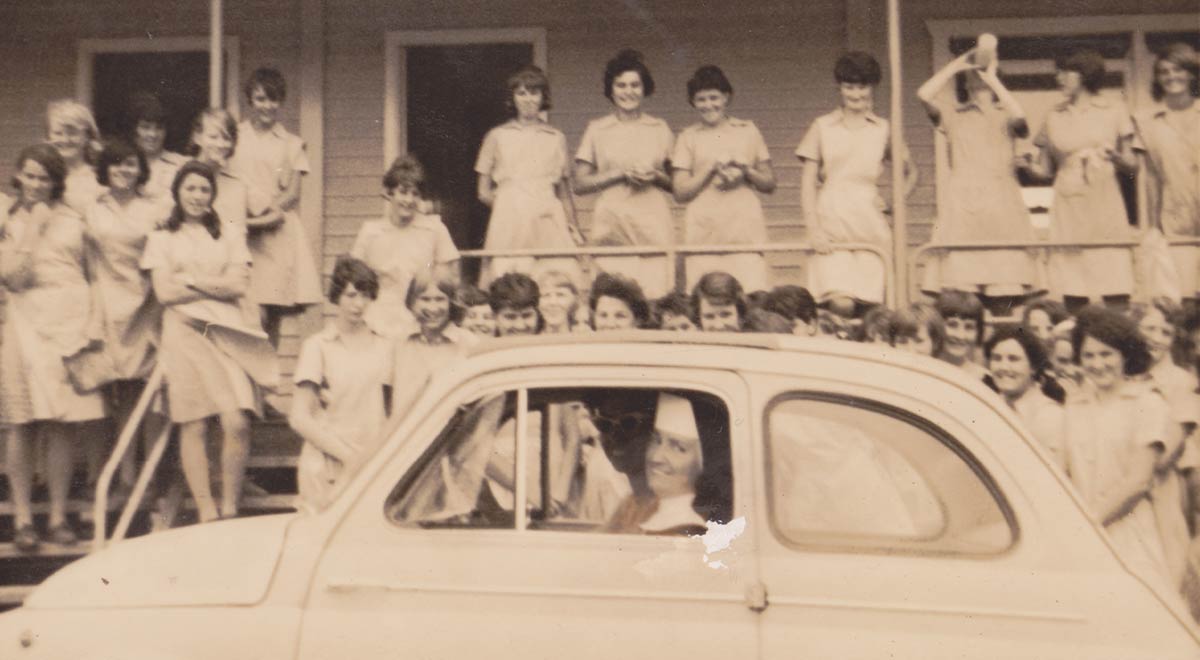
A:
644;431;703;499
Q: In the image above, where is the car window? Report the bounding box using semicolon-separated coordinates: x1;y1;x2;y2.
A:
766;395;1014;555
386;386;734;536
386;392;519;529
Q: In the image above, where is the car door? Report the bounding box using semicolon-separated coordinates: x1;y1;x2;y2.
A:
749;370;1199;660
297;366;761;660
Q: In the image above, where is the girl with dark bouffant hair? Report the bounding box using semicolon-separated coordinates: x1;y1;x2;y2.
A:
475;65;581;284
289;256;392;512
590;271;651;331
574;49;675;298
982;325;1067;470
0;144;107;552
1062;306;1183;603
142;161;279;524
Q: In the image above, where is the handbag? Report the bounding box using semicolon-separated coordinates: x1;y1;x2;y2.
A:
62;342;118;394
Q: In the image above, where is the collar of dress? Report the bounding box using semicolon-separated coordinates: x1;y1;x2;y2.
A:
500;119;558;135
319;323;383;343
832;108;882;125
639;493;705;532
595;113;660;128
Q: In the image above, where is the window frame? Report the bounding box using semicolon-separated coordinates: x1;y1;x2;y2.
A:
75;36;242;117
762;390;1019;558
382;369;746;538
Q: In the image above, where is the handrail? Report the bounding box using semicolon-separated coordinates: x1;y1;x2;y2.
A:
909;236;1200;302
458;241;897;308
92;363;166;551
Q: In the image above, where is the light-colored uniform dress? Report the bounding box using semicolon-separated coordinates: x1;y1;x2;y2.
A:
63;164;106;217
1035;96;1136;299
475;120;578;282
673;117;772;292
575;113;675;297
390;328;475;421
1009;386;1066;472
143;151;187;203
797;109;892;304
1064;379;1175;595
921;93;1043;296
0;202;106;425
350;215;459;335
1135;103;1200;297
293;324;394;511
227;121;322;308
1146;359;1200;589
140;224;278;423
83;193;170;381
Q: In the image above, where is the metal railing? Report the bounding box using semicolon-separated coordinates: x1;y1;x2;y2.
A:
91;364;170;552
910;236;1200;303
458;241;897;308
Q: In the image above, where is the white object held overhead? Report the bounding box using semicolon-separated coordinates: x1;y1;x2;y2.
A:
974;33;998;69
655;392;699;440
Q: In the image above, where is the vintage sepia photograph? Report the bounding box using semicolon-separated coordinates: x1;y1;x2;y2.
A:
0;0;1198;656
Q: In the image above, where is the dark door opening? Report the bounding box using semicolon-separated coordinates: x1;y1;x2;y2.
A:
91;51;216;154
405;43;534;283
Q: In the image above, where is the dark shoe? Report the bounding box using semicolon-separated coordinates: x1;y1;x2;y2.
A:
14;525;40;553
47;523;78;546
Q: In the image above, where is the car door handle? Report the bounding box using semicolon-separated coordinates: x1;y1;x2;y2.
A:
745;581;768;613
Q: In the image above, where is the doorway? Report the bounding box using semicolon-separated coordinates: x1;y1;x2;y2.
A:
385;29;547;283
76;37;241;151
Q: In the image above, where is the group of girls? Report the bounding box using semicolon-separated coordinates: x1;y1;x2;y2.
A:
472;40;1199;323
473;50;779;299
0;67;321;551
816;286;1200;617
920;41;1200;314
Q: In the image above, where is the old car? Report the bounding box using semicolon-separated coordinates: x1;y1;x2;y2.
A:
1;332;1196;659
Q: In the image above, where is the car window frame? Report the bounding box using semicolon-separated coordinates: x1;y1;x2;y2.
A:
379;366;750;538
763;390;1020;558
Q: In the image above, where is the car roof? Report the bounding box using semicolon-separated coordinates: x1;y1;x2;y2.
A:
465;330;996;396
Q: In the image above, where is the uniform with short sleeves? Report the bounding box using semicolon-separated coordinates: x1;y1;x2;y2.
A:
921;93;1043;296
1035;97;1136;299
1146;359;1200;588
1134;103;1200;297
143;151;187;202
63;163;106;217
475;120;577;282
0;202;106;424
673;117;771;292
350;215;459;335
796;109;892;304
1064;380;1175;594
1010;386;1066;472
292;324;394;511
140;223;278;423
83;192;170;381
575;113;675;297
228;121;322;307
